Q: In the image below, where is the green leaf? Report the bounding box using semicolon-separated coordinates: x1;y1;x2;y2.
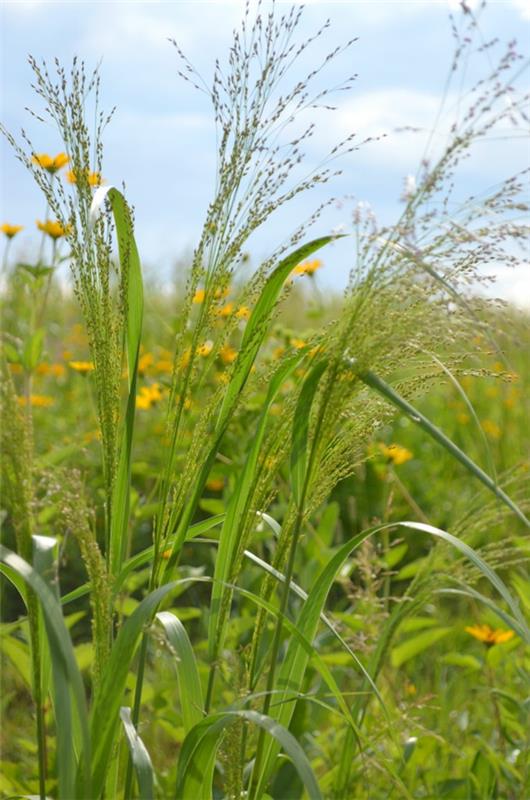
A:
175;710;322;800
356;367;530;528
0;544;91;799
215;236;339;436
290;359;327;509
93;187;144;579
156;611;204;733
254;519;529;797
391;627;453;668
208;352;306;663
119;707;154;800
21;328;44;372
90;576;209;798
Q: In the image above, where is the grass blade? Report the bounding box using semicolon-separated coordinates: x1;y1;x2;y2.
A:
175;710;322;800
120;706;155;800
357;367;530;527
156;611;204;733
0;544;91;799
91;186;144;578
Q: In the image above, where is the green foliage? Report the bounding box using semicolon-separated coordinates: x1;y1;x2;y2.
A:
1;4;529;800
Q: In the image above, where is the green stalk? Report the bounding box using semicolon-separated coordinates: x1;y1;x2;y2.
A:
249;504;305;798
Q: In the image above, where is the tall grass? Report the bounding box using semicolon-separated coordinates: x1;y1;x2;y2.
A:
1;3;529;799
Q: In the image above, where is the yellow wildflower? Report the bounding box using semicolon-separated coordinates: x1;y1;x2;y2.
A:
235;306;251;320
136;383;163;410
481;419;501;440
36;362;66;378
17;394;54;408
206;478;224;492
465;624;514;646
219;344;237;365
214;286;230;299
193;288;205;304
457;412;470;425
1;223;24;239
293;258;323;277
380;443;413;466
32;152;69;174
217;302;234;318
66;168;103;187
69;361;95;375
404;681;417;696
155;359;173;374
291;338;306;350
138;352;154;376
36;219;70;240
198;341;213;357
272;346;285;360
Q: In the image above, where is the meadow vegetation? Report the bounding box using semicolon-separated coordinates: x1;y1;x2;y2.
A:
1;3;529;799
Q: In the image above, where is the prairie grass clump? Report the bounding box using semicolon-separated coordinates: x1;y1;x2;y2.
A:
1;3;529;799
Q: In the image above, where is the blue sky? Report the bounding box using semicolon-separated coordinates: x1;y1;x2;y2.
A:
1;0;529;300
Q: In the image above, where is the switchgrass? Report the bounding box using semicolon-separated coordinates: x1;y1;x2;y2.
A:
1;4;529;799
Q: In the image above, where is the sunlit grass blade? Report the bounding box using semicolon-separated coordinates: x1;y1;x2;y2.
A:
357;367;530;527
120;706;155;800
156;611;204;733
290;359;327;508
0;544;91;799
175;710;323;800
207;352;307;691
215;236;340;436
91;186;144;578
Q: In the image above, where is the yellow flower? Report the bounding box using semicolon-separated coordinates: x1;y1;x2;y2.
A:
214;286;230;300
198;341;213;357
481;419;501;440
36;219;70;240
36;362;66;378
69;360;95;375
457;412;470;425
272;346;285;361
155;359;173;374
136;393;152;410
465;624;514;646
235;306;251;320
66;168;103;187
217;302;234;318
404;681;417;696
1;223;24;239
193;288;205;304
138;353;154;376
17;394;54;408
206;478;224;492
291;338;306;350
219;344;237;365
32;152;69;174
380;443;413;466
136;383;163;410
293;258;323;277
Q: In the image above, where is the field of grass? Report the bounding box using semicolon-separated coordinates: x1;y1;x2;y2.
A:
1;5;529;800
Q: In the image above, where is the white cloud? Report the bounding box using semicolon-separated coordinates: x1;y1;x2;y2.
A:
510;0;530;20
